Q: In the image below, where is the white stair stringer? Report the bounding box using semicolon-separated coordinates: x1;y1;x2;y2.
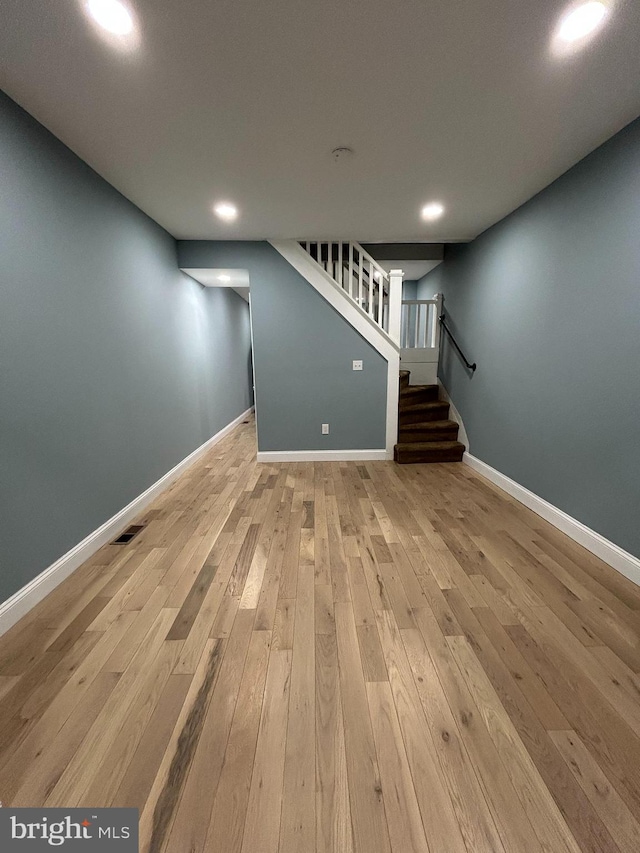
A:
269;240;400;459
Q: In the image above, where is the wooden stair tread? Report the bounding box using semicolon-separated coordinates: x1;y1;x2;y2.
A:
394;440;465;464
399;420;458;431
395;441;465;452
399;400;448;412
400;384;439;395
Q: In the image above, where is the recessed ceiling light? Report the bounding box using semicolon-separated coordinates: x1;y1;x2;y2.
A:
85;0;134;35
213;202;238;221
421;202;445;221
554;2;609;47
217;274;231;283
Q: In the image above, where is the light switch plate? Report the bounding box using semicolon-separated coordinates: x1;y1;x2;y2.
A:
352;360;363;371
322;423;329;434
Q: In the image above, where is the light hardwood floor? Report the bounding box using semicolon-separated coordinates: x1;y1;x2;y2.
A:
2;416;640;852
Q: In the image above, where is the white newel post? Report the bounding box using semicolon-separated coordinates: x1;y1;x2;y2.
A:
387;269;404;346
433;292;443;353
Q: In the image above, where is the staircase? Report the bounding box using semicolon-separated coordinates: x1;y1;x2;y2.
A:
394;370;465;463
270;240;471;462
299;241;396;338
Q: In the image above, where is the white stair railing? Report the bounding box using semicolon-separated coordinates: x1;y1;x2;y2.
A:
401;298;441;350
300;241;392;337
399;294;442;385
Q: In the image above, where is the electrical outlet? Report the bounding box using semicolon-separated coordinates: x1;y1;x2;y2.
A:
322;423;329;435
352;360;363;371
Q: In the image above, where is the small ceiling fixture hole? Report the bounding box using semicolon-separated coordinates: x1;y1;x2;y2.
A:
331;147;354;162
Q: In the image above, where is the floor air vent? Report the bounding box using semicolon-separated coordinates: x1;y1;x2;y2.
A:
113;524;144;544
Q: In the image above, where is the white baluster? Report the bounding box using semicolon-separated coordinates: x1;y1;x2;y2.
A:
406;303;410;347
349;243;354;299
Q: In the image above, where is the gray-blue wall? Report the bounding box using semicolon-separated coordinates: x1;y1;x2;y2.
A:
417;116;640;559
177;242;388;452
0;91;252;603
402;280;418;300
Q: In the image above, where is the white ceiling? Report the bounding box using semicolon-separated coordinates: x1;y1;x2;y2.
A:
1;0;639;242
182;268;250;288
231;288;250;302
182;268;251;301
381;260;442;281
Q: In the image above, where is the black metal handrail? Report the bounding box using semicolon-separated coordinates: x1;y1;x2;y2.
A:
439;314;477;372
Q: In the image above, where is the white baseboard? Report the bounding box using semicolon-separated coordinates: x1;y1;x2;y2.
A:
463;452;640;587
257;449;390;463
0;407;254;638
